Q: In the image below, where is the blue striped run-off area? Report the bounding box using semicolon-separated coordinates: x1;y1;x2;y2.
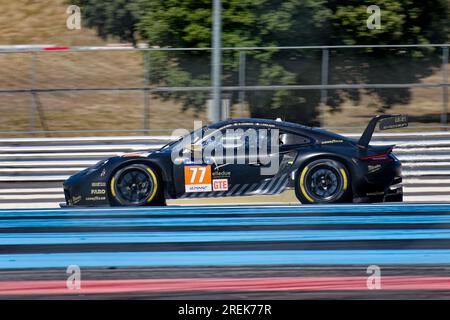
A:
2;203;450;268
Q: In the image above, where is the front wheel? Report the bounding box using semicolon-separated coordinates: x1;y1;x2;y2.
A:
110;163;165;206
295;159;351;204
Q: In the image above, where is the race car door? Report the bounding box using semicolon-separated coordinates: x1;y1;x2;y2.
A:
173;125;287;198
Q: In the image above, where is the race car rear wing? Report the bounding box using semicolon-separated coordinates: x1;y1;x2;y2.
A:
357;114;408;149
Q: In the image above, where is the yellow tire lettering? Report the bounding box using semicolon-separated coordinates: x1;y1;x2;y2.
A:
340;168;348;191
300;166;314;203
110;177;116;197
146;167;158;203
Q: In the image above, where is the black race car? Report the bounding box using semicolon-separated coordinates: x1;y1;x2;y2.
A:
62;115;406;206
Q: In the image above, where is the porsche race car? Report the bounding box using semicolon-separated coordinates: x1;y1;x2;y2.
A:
62;115;407;206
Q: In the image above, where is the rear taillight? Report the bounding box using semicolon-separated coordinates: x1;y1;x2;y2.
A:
359;153;393;162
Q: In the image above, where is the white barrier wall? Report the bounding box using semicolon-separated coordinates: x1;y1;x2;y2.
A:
0;132;449;206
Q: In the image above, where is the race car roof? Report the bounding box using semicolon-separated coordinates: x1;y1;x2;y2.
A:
209;118;310;130
209;118;352;142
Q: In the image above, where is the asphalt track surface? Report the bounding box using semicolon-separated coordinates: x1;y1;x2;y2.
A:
2;203;450;299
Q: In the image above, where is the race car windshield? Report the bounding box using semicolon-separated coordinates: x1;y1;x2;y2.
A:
160;126;207;150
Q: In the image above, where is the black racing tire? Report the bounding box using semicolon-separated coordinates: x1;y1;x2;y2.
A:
109;163;165;206
295;158;352;204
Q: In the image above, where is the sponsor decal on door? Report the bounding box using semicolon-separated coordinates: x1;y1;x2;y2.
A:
212;179;229;191
184;165;212;192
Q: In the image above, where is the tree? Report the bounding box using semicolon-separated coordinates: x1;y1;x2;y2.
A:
73;0;139;44
76;0;450;125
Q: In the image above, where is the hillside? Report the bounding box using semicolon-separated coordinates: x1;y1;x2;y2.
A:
0;0;104;45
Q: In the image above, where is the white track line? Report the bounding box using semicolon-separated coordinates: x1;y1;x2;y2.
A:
395;147;450;153
404;195;450;202
404;186;450;193
0;167;85;173
0;136;176;143
0;152;117;158
402;162;450;168
397;155;450;161
0;176;68;182
403;170;450;176
404;179;450;184
0;194;63;200
0;188;62;194
0;161;96;167
0;202;60;209
0;145;163;152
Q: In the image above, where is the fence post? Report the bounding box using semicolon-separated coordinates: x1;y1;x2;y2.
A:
443;46;449;129
211;0;222;123
238;50;246;117
143;50;150;131
29;52;37;133
320;48;329;128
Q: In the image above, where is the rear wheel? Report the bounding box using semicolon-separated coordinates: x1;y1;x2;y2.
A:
110;164;165;206
295;159;351;204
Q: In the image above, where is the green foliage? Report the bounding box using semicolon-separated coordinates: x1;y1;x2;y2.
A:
76;0;450;125
72;0;139;44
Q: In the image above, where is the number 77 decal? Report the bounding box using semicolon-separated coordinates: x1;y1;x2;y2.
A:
184;165;212;193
